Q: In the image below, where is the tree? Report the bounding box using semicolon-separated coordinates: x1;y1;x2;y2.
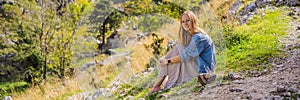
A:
0;0;91;84
89;0;126;50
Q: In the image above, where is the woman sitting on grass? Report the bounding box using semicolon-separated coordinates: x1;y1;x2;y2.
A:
149;10;217;94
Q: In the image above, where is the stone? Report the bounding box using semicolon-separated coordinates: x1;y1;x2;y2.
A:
233;80;244;84
228;71;235;79
229;88;244;92
287;88;297;93
138;98;145;100
3;96;13;100
158;94;168;98
261;12;265;17
7;0;14;5
281;92;291;97
124;96;134;100
296;26;300;31
288;12;295;16
255;0;270;8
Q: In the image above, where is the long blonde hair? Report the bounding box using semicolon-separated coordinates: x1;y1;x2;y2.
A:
178;10;206;46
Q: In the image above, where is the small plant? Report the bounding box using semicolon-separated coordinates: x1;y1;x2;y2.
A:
144;33;165;56
144;33;165;68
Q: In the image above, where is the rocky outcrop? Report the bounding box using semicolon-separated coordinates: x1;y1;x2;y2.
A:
274;0;300;7
227;0;300;25
68;88;112;100
238;0;272;24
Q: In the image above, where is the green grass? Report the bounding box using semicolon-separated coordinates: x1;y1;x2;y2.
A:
0;81;28;99
225;8;292;73
113;69;158;99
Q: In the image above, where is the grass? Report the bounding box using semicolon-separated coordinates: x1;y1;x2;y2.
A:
225;8;292;73
0;81;28;99
113;69;158;99
11;78;81;100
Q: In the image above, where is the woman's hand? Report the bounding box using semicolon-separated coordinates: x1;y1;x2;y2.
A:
159;56;168;67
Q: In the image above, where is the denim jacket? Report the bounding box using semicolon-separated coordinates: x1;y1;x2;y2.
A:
179;32;216;73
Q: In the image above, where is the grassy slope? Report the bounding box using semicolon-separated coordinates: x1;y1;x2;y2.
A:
225;8;291;73
113;7;292;100
6;0;292;99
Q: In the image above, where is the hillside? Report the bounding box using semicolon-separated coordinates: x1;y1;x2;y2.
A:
1;0;299;100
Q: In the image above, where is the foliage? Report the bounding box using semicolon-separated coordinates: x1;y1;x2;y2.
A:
90;0;186;48
223;25;250;49
0;81;28;99
0;0;92;85
144;33;165;56
136;14;174;33
225;8;291;72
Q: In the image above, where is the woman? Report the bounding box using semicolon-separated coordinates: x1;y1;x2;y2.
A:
150;10;216;93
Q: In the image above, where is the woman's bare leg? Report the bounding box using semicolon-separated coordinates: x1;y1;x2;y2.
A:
152;75;166;88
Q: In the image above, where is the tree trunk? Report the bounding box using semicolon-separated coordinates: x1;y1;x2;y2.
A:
43;48;47;81
102;24;106;50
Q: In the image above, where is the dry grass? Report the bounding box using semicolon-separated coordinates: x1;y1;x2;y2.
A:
209;0;235;16
156;21;181;41
12;78;80;100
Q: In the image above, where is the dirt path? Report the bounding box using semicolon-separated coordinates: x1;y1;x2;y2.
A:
185;8;300;100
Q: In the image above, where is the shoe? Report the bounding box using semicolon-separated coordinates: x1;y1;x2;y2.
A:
150;86;160;93
198;73;216;86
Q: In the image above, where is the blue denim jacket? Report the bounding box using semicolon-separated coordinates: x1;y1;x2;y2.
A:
179;32;216;73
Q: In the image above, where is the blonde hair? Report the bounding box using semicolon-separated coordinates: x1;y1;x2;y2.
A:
178;10;206;45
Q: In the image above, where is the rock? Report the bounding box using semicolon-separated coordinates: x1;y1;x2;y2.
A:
228;0;242;15
3;96;12;100
138;98;145;100
287;88;298;93
275;0;300;6
255;0;271;8
228;71;235;79
241;95;252;99
158;94;168;98
91;88;111;99
268;96;283;100
124;96;134;100
293;14;299;18
7;0;14;5
288;12;295;16
281;92;291;97
147;67;155;72
272;71;278;74
277;87;287;92
143;71;149;75
229;88;244;92
80;61;96;71
103;49;116;55
245;3;257;12
296;26;300;31
228;71;244;80
233;80;244;84
261;12;265;17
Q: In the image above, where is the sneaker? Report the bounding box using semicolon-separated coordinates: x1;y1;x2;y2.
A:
198;73;216;86
150;86;160;93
